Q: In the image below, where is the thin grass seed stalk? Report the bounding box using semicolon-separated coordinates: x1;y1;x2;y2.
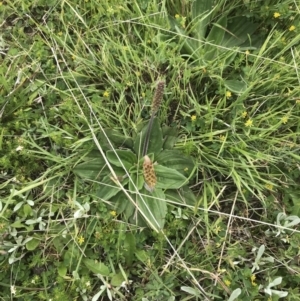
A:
141;81;165;191
142;80;165;157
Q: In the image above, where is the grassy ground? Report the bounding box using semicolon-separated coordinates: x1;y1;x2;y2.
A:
1;0;300;300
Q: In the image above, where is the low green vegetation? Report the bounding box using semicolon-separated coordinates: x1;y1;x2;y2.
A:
1;0;300;300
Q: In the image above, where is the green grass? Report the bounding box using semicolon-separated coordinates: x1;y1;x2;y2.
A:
1;0;300;300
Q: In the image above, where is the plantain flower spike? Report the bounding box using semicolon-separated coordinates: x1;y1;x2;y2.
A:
143;155;157;192
151;80;165;115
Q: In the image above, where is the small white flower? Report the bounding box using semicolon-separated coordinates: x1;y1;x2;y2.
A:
120;280;133;292
11;285;16;295
16;145;23;152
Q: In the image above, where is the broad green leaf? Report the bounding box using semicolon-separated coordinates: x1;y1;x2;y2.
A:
265;290;288;298
168;17;198;57
112;191;132;215
106;149;137;170
92;289;105;301
155;150;195;176
162;125;178;150
135;250;149;263
224;51;238;68
53;236;65;253
134;117;163;158
58;263;67;278
111;273;126;286
224;80;247;94
95;175;127;201
192;0;214;40
23;204;33;217
128;173;144;192
136;188;167;229
25;219;39;225
26;238;40;250
165;186;197;206
181;286;201;297
221;16;259;48
124;198;135;221
124;233;136;266
13;201;24;212
155;165;188;189
98;129;133;151
268;277;282;287
83;258;110;276
228;289;241;301
10;220;25;228
80;149;101;161
256;244;265;261
204;16;227;62
73;157;109;180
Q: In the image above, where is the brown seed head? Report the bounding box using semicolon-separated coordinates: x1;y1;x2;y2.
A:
151;81;165;115
143;155;157;192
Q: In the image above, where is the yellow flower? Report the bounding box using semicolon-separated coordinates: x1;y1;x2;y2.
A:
95;231;102;239
296;99;300;104
245;50;250;56
126;81;133;86
184;167;189;172
289;25;296;31
288;142;295;148
224;279;231;286
175;14;180;19
214;225;221;234
226;91;232;98
58;32;63;36
180;17;186;28
245;119;253;127
242;111;247;118
110;210;117;217
103;91;110;97
250;274;257;286
281;116;288;124
219;135;225;141
191;115;197;121
77;235;85;245
265;183;273;190
107;6;115;14
273;12;281;18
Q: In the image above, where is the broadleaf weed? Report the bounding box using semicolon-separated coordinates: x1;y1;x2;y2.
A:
0;0;300;300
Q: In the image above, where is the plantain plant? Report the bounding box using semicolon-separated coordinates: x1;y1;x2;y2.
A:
74;82;196;230
166;0;260;93
169;0;259;62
